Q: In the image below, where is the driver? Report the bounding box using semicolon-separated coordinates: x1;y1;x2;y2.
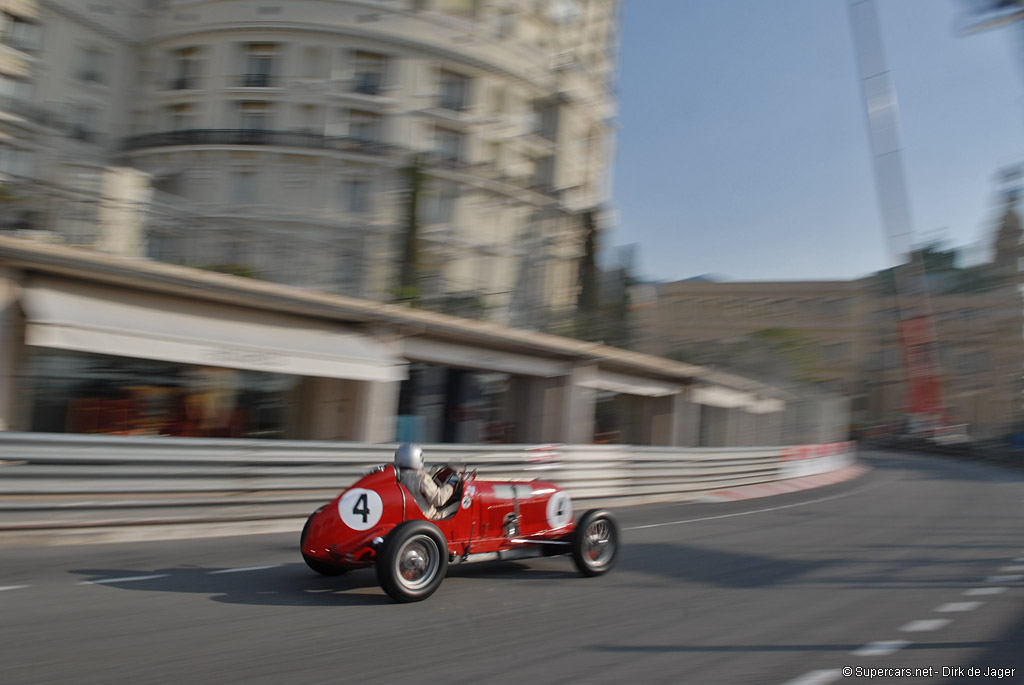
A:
394;443;455;520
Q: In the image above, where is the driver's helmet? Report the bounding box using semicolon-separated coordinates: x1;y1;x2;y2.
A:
394;443;424;471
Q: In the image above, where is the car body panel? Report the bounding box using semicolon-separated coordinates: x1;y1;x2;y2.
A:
301;464;576;571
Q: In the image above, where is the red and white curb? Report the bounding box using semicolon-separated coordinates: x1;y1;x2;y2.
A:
697;464;871;503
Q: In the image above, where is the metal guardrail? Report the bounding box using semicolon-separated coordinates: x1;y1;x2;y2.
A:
0;433;856;535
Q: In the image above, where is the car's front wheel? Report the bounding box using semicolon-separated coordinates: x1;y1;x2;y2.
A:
571;509;619;577
376;520;448;602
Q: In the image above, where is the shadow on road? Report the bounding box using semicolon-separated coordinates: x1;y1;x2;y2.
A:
67;557;584;607
69;564;394;606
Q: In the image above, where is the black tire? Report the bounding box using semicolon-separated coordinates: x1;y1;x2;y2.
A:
376;520;449;603
301;510;347;576
571;509;619;577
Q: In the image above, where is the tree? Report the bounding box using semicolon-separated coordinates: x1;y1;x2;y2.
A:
394;157;423;305
574;208;600;339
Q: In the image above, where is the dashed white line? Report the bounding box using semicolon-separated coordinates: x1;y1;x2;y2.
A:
900;619;951;632
999;565;1024;573
854;640;910;656
935;602;982;613
0;585;29;592
782;669;842;685
965;587;1007;596
986;575;1024;583
207;565;282;575
1013;557;1024;563
79;574;171;585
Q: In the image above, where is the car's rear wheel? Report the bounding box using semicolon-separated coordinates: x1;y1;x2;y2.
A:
300;510;347;576
571;509;619;577
376;520;448;603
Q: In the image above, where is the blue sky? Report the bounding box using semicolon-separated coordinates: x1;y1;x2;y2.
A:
609;0;1024;282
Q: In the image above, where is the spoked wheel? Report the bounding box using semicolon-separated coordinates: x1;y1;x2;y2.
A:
571;509;619;577
377;520;449;602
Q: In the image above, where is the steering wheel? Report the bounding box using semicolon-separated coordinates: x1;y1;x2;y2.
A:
432;466;464;509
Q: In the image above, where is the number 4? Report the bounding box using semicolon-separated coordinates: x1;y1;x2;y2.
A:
352;493;370;523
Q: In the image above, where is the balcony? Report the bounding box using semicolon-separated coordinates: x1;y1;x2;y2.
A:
237;73;274;88
121;129;400;156
168;77;197;91
353;73;381;96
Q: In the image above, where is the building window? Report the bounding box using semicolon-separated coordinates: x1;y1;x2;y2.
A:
339;179;371;214
78;47;110;84
169;47;202;90
349;110;380;143
532;156;554;190
0;73;32;102
534;101;559;140
166;103;197;130
1;12;41;53
0;144;33;177
353;51;387;95
421;184;456;224
496;8;516;38
293;104;320;133
301;46;327;79
241;43;277;87
230;170;257;204
438;69;469;111
238;101;271;130
67;103;99;142
435;126;462;162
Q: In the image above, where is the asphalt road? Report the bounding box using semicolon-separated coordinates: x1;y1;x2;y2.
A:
2;448;1023;685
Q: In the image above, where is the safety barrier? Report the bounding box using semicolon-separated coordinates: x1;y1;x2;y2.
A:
0;433;856;544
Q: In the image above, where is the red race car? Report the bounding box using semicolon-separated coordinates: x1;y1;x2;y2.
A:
300;446;619;602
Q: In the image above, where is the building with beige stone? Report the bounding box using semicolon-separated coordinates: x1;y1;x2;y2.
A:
0;0;618;325
632;205;1024;441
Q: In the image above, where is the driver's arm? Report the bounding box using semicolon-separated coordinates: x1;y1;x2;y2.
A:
418;471;454;507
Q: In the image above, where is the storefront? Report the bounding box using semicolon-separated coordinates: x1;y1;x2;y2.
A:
9;275;407;440
396;338;572;445
0;237;795;447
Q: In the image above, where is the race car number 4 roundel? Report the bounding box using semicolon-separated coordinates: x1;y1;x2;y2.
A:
546;491;573;529
338;488;383;531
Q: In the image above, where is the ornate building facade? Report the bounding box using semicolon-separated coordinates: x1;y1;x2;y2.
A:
0;0;618;324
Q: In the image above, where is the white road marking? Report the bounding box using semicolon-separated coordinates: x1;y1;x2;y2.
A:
79;574;171;585
999;565;1024;572
854;640;910;656
207;565;282;575
782;669;842;685
901;619;951;632
0;585;29;592
935;602;982;613
1013;557;1024;563
625;477;897;531
965;587;1007;596
986;575;1024;583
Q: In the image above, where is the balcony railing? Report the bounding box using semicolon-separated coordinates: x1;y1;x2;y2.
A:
121;129;399;156
237;73;274;88
169;77;197;90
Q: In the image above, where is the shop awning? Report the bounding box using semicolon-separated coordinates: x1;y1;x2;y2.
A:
20;280;407;383
579;370;679;397
403;338;570;378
